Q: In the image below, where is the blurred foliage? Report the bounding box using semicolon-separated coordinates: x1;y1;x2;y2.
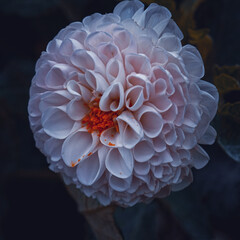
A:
214;65;240;162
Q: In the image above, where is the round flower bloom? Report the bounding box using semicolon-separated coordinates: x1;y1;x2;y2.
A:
28;0;219;206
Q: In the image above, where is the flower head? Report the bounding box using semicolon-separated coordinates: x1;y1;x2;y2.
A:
28;0;219;206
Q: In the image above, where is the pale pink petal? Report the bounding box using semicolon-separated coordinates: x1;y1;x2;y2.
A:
71;49;105;75
61;129;99;167
134;140;155;162
85;70;109;93
113;0;144;20
152;135;166;152
109;175;132;192
183;104;201;128
42;107;80;139
198;125;217;145
190;145;209;169
106;59;125;86
98;43;122;64
59;38;83;57
125;53;151;75
106;148;133;178
66;98;89;121
117;111;143;149
125;86;144;111
157;33;182;52
135;104;163;138
99;82;124;111
150;94;172;113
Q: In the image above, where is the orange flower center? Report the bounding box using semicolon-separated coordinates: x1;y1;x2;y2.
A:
82;98;119;136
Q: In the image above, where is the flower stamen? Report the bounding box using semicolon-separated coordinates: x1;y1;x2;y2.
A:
82;98;120;135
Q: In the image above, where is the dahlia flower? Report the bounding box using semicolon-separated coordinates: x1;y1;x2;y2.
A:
28;0;219;206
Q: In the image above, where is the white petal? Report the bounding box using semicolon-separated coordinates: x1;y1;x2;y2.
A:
71;49;105;75
113;0;144;20
106;58;125;86
198;125;217;145
135;104;163;138
45;64;75;89
117;111;143;149
61;129;99;167
106;148;133;178
98;43;122;64
158;150;173;164
125;86;144;111
134;140;154;162
183;104;201;128
180;45;204;79
164;128;177;145
76;148;106;186
109;175;132;192
84;31;112;51
167;63;187;84
150;94;172;113
153;78;167;96
66;80;92;103
134;161;150;175
134;3;171;36
113;28;137;53
182;133;197;149
126;73;151;100
39;90;72;113
99;82;124;111
59;38;83;57
161;104;178;122
66;98;89;121
150;47;168;66
152;135;166;152
157;33;182;52
100;127;123;148
28;94;41;117
85;70;109;93
42;107;80;139
46;39;62;53
169;84;186;106
190;145;209;169
125;53;151;75
43;137;63;162
160;19;183;40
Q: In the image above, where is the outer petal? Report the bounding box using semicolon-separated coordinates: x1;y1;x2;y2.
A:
76;147;107;186
61;129;99;167
190;145;209;169
106;147;133;179
113;0;144;20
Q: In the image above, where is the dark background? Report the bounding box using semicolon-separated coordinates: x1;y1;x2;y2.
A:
1;0;240;239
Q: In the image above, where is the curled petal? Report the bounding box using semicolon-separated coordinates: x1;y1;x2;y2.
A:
125;86;144;111
153;78;167;96
71;49;105;75
46;39;62;53
134;162;150;175
125;53;151;75
161;104;178;122
100;127;123;148
135;105;163;138
42;107;80;139
190;145;209;169
59;38;83;57
150;94;172;113
85;70;109;93
45;64;75;89
180;45;204;79
99;82;124;111
98;43;122;64
43;137;63;162
160;19;183;40
109;175;132;192
167;63;187;84
117;111;143;149
157;33;182;52
134;140;155;162
183;104;201;128
66;98;89;121
134;3;171;36
126;73;151;100
84;31;112;51
198;125;217;145
62;129;99;167
106;58;125;86
152;135;166;152
76;147;107;186
113;0;144;20
106;148;133;178
66;80;92;103
150;47;168;66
